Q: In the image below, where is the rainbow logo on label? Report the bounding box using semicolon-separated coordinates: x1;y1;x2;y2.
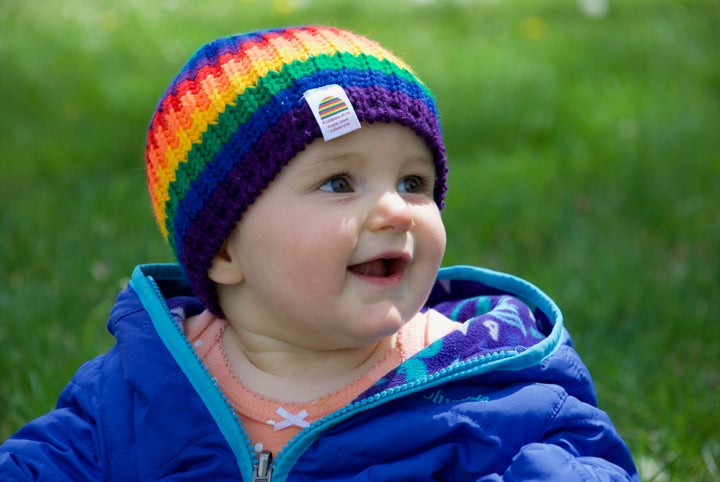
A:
318;96;349;120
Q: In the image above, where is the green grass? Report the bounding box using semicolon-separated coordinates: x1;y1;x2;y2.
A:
1;0;718;479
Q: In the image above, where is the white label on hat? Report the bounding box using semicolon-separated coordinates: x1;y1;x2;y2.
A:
303;84;361;141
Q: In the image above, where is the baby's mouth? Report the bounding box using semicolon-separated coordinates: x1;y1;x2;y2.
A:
348;257;408;278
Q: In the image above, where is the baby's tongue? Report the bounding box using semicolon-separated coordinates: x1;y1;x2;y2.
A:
349;259;387;277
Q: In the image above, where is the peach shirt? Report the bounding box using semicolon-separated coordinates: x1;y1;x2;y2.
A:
185;309;457;455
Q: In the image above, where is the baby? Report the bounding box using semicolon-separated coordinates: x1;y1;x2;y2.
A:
0;26;638;481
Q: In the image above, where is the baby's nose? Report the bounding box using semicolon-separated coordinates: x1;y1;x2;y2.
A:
366;191;414;233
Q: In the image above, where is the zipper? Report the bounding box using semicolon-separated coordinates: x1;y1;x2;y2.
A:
132;266;261;481
252;451;273;482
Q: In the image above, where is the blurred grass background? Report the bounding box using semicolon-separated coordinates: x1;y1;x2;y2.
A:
1;0;718;479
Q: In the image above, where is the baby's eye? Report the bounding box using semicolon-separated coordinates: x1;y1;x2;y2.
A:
398;175;431;194
319;175;353;193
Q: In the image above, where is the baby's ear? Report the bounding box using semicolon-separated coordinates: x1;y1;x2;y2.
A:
207;240;244;285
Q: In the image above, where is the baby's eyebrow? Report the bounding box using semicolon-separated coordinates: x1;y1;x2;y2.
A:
293;147;435;180
295;151;360;175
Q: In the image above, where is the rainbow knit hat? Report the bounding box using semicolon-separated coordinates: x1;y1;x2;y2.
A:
145;25;448;316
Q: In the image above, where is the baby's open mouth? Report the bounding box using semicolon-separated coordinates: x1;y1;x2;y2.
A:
348;257;407;278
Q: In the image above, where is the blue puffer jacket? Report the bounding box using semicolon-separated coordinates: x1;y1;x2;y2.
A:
0;263;638;481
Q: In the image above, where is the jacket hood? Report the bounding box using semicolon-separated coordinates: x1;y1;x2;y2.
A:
110;264;580;403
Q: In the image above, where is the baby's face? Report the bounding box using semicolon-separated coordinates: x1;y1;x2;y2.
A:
216;122;447;350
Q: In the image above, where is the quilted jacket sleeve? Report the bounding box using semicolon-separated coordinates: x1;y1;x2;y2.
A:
0;356;106;481
499;393;638;481
477;339;639;481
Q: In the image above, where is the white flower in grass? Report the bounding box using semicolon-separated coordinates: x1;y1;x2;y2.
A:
578;0;609;18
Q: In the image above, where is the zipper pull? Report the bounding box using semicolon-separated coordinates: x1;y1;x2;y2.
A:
252;450;273;482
